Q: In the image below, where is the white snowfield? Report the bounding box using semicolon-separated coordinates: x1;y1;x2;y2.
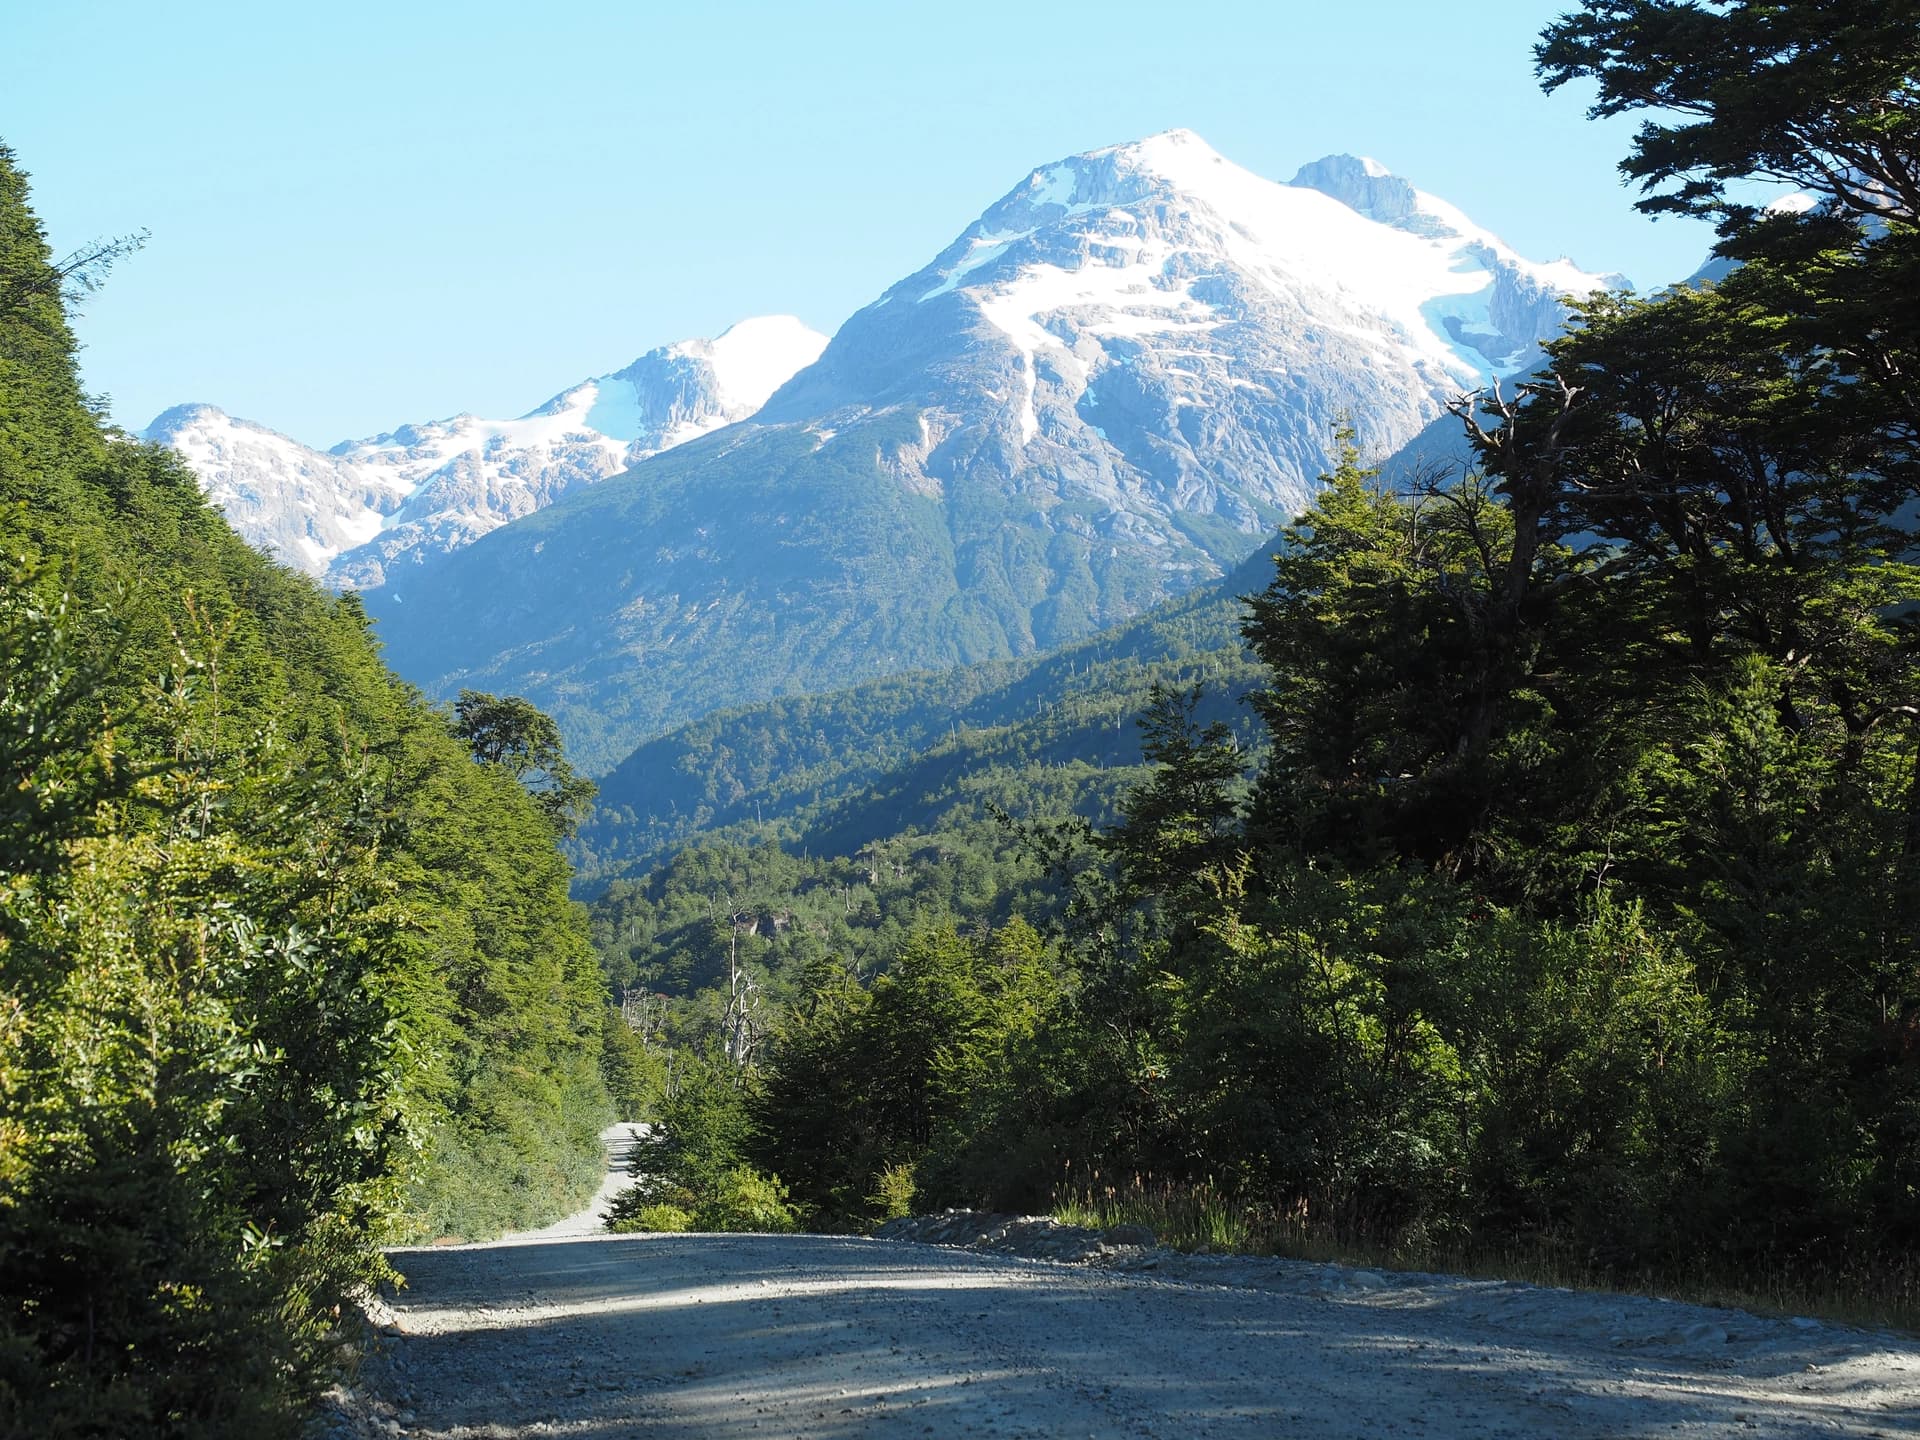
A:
328;1129;1920;1439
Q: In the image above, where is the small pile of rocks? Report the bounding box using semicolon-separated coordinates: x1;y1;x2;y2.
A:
872;1210;1157;1264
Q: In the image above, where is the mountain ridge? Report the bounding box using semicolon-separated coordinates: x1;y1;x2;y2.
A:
570;404;1473;882
144;315;827;583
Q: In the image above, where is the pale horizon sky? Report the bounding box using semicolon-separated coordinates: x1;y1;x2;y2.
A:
7;0;1722;449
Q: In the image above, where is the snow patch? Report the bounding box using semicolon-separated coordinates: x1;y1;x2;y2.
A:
681;315;828;414
582;377;645;440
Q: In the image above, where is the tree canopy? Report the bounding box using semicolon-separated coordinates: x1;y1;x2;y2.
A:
454;688;597;835
1538;0;1920;223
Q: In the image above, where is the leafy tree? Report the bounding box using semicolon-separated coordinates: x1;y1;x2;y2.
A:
752;922;1061;1227
0;567;403;1437
1479;2;1920;1262
1461;893;1733;1264
598;1006;665;1120
1538;0;1920;224
1239;428;1622;895
453;689;597;836
655;1049;761;1195
1095;682;1244;901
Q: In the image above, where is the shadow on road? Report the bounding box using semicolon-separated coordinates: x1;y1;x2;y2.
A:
365;1233;1914;1438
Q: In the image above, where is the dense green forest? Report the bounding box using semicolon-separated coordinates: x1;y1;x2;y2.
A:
0;148;630;1436
594;0;1920;1316
573;552;1265;881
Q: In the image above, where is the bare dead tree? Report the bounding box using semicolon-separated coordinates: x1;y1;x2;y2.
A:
1449;376;1584;616
0;229;149;323
720;919;765;1069
619;988;668;1052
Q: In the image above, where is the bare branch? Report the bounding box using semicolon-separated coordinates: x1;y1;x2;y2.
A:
0;229;148;321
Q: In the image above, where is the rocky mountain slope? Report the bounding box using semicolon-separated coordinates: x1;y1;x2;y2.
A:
144;316;826;584
142;403;409;576
568;411;1475;882
368;132;1619;771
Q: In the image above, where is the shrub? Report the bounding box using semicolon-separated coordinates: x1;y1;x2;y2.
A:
693;1167;799;1233
868;1162;918;1223
607;1197;694;1234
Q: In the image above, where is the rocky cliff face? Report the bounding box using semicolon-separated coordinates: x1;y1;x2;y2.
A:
145;316;827;583
1286;153;1448;235
142;404;412;573
368;131;1625;769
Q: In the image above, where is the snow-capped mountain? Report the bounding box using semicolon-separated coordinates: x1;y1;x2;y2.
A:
145;316;828;585
144;404;412;574
1284;151;1627;371
371;131;1625;770
764;131;1622;551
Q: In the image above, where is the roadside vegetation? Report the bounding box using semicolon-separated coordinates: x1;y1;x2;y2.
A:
0;148;631;1436
6;4;1917;1434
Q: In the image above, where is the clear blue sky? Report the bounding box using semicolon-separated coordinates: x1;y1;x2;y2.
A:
7;0;1719;448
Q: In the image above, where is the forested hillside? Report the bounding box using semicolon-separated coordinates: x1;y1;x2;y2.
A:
592;0;1920;1318
573;408;1470;883
575;547;1264;881
0;146;631;1437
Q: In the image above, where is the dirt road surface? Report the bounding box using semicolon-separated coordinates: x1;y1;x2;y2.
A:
338;1134;1920;1439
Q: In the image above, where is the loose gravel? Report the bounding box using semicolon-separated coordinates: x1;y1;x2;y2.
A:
314;1137;1920;1439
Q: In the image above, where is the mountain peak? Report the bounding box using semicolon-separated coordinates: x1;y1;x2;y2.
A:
1104;126;1223;166
655;314;829;415
1286;153;1445;235
142;402;229;441
707;313;823;347
894;131;1619;402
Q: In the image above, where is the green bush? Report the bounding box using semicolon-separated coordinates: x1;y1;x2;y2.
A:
693;1167;799;1233
868;1163;918;1223
752;921;1061;1228
0;139;621;1434
605;1189;693;1234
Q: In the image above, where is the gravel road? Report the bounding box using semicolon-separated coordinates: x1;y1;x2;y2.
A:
329;1130;1920;1439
